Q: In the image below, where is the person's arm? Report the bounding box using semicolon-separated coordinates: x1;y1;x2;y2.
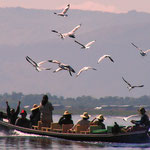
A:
6;101;11;117
139;115;149;126
50;103;54;111
15;101;21;115
71;120;81;130
131;120;140;125
90;117;97;125
58;116;64;125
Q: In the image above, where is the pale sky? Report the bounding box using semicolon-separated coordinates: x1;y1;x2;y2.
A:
0;0;150;13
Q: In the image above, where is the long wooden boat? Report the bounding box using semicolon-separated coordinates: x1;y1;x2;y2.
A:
0;120;149;143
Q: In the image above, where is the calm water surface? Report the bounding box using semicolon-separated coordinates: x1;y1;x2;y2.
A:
0;115;150;150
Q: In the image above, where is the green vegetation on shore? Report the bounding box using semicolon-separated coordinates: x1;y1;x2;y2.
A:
0;92;150;116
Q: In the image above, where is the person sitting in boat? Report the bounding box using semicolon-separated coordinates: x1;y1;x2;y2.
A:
39;95;54;127
15;109;31;128
0;112;4;121
125;107;150;132
131;107;149;128
58;110;74;126
6;101;21;125
70;112;91;131
90;114;106;129
30;104;40;126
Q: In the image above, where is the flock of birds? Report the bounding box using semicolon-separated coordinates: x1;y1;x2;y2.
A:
25;4;150;92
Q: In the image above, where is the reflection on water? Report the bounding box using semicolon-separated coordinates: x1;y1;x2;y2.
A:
0;136;150;150
0;136;103;150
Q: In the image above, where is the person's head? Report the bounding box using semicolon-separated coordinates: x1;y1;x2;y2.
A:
20;109;27;118
138;107;146;115
97;114;105;122
63;111;72;119
80;112;91;120
10;108;15;115
41;95;48;106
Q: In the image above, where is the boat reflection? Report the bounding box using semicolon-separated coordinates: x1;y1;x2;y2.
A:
3;136;99;150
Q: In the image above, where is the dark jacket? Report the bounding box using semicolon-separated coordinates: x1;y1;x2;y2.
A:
135;114;149;127
7;104;20;125
30;108;40;126
15;117;31;128
58;115;74;125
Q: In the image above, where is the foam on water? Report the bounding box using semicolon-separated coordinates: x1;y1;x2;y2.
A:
11;130;44;137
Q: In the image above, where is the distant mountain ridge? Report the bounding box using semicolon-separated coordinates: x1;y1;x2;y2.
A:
0;8;150;46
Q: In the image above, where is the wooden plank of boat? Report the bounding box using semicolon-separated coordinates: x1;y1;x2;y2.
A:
0;120;149;143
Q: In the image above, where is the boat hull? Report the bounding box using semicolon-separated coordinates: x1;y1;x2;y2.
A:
0;121;149;143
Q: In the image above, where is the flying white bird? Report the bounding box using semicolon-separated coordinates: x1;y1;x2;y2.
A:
48;59;75;76
76;66;97;77
116;115;138;122
122;77;144;91
54;4;70;17
24;105;30;108
26;56;51;72
74;40;96;49
94;107;102;110
51;24;81;39
98;55;114;64
131;43;150;56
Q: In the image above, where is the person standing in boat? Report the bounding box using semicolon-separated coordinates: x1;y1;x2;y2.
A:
15;109;31;128
39;95;54;127
90;114;106;129
6;101;21;125
131;107;149;128
30;104;40;126
58;110;74;126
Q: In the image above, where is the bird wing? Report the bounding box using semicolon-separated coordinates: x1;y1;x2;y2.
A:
71;24;81;33
133;85;144;88
69;70;73;76
48;60;61;64
62;65;75;73
74;40;85;48
87;66;97;70
91;67;97;70
68;66;75;73
131;43;143;51
51;30;64;38
123;117;128;121
144;49;150;53
85;40;96;47
51;30;59;34
53;68;63;73
76;67;96;77
97;55;106;63
76;68;85;77
61;4;70;14
122;77;132;87
26;56;37;67
108;56;114;63
126;114;138;120
37;60;48;67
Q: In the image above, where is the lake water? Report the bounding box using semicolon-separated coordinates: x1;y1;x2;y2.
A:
0;115;150;150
